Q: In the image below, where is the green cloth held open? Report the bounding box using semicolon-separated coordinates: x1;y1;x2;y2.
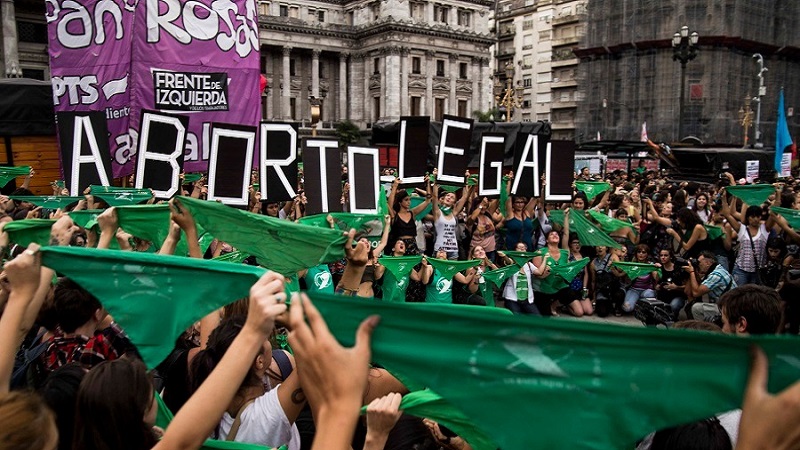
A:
0;165;31;187
213;250;251;264
379;255;423;303
502;251;538;268
115;204;212;257
299;213;383;235
612;261;662;280
426;258;480;280
770;206;800;230
89;185;154;206
3;219;56;247
725;184;775;206
39;246;266;368
68;209;104;229
574;181;610;201
482;264;520;288
704;224;725;241
179;197;347;275
9;196;84;210
548;209;622;249
587;209;635;233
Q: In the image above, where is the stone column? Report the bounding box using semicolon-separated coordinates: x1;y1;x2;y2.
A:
480;57;492;112
425;50;434;116
350;53;365;124
426;2;435;24
471;56;480;116
400;47;409;116
281;46;292;120
311;49;320;98
338;53;348;121
364;54;372;123
448;54;458;116
385;46;401;121
1;0;21;77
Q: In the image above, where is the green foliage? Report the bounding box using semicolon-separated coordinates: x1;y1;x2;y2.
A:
335;120;362;147
472;108;499;122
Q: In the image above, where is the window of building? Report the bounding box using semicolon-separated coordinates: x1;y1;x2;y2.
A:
536;92;551;103
436;60;445;77
318;10;325;21
522;55;533;69
260;55;268;73
560;91;571;102
522;34;534;50
537;51;551;63
21;68;46;80
459;62;468;79
458;100;468;118
374;97;381;122
257;1;270;15
523;77;532;87
412;57;421;74
434;5;449;23
522;100;531;109
371;2;380;20
279;4;288;16
347;11;354;25
537;72;551;83
539;30;551;40
537;113;550;121
457;10;471;26
435;98;445;122
289;97;297;120
522;19;534;30
289;6;299;18
411;96;421;116
290;59;296;76
410;1;425;20
374;57;380;74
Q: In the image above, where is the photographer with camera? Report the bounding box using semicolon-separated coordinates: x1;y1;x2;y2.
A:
684;250;737;322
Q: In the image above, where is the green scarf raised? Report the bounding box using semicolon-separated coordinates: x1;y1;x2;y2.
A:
183;173;203;184
704;224;725;241
379;255;423;303
574;181;610;201
426;258;480;280
770;206;800;230
68;209;104;229
502;251;538;268
612;261;662;280
548;209;622;249
3;219;55;247
0;165;31;187
587;209;635;233
9;196;84;210
410;195;433;218
299;213;383;235
482;264;521;288
89;185;154;206
178;197;347;275
212;250;251;264
115;204;212;257
725;185;775;206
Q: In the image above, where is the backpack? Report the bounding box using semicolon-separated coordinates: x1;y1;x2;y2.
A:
11;328;48;390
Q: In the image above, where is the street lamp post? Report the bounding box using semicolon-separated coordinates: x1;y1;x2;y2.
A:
752;53;768;148
672;25;699;141
738;94;754;148
494;61;524;122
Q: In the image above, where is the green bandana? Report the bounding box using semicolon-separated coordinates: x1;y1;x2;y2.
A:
499;175;511;214
770;206;800;230
587;209;635;233
89;185;154;206
502;251;538;268
68;209;104;229
115;204;212;257
39;246;267;368
304;264;334;295
482;264;521;288
361;390;498;450
532;248;586;294
466;174;479;186
3;219;56;247
725;185;775;206
212;250;251;264
438;185;460;193
36;245;800;450
515;268;529;300
299;213;383;234
183;173;203;184
612;261;662;280
379;256;423;303
307;291;800;450
178;197;347;275
378;184;389;217
704;224;725;241
410;196;432;218
9;196;84;210
0;165;31;187
438;205;453;216
426;258;480;280
574;181;610;201
548;209;622;249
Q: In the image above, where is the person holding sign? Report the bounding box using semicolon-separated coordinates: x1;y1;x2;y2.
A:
387;177;431;256
357;216;392;298
504;175;538;252
431;178;471;261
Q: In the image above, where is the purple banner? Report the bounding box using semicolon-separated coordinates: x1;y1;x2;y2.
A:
130;0;261;173
47;0;136;178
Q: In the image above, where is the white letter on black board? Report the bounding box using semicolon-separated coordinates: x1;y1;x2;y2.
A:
260;123;297;201
436;117;471;185
347;146;380;214
207;125;256;206
69;116;111;195
511;134;540;198
479;134;505;196
303;138;341;214
398;117;429;185
135;112;186;198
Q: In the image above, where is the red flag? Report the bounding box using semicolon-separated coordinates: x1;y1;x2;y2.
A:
259;75;268;94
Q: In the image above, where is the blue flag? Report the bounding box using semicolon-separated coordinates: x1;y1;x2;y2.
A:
775;89;793;173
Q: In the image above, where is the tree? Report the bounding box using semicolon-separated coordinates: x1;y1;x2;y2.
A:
473;108;499;122
335;120;362;147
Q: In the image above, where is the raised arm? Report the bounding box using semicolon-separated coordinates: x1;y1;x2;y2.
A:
561;209;571;250
170;198;202;259
431;184;441;220
644;198;672;227
410;177;433;216
372;215;392;256
387;178;400;219
453;184;472;216
720;190;742;231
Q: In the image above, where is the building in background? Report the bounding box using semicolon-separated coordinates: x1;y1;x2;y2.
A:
1;0;49;80
492;0;585;140
575;0;800;146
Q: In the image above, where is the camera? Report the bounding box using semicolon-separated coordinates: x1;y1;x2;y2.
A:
675;257;698;269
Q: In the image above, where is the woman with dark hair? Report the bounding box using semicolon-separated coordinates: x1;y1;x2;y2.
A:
190;316;303;449
571;191;590;211
357;216;392;298
565;233;593;316
72;358;161;450
666;207;709;259
760;236;788;289
532;211;588;316
654;248;687;320
721;196;768;286
622;244;659;313
40;363;86;450
504;189;537;252
648;417;732;450
609;208;639;251
691;192;712;224
467;196;502;263
386;177;431;256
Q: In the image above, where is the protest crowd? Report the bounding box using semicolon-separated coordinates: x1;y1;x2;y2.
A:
2;163;800;450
